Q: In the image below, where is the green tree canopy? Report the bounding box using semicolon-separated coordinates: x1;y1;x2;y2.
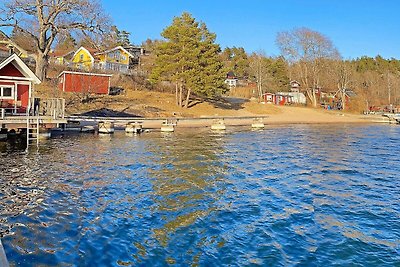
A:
221;46;249;78
150;12;226;107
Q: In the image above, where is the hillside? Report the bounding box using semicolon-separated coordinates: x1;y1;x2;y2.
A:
51;89;370;124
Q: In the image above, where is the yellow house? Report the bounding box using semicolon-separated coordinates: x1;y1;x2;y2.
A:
95;46;134;73
71;47;95;70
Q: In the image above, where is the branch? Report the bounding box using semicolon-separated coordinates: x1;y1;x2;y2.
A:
0;22;39;45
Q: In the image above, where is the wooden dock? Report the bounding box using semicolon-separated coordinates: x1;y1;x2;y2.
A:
0;115;67;126
0;98;67;145
66;115;269;130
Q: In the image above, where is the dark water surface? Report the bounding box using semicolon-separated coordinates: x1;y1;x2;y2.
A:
0;125;399;266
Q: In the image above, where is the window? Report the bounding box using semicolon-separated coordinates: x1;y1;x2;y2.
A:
80;54;84;61
0;86;14;99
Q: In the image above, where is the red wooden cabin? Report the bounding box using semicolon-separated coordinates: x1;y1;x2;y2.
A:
0;54;41;114
262;93;294;105
58;71;112;95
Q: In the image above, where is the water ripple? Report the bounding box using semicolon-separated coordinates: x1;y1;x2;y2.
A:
0;125;399;266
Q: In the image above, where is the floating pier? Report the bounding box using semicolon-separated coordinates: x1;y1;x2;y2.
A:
161;119;176;132
211;119;226;130
98;121;115;134
125;121;143;134
251;118;265;128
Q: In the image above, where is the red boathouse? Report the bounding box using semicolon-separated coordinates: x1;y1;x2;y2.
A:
58;71;112;95
0;54;41;114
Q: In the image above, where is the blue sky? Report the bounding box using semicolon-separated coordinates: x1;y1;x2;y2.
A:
102;0;400;59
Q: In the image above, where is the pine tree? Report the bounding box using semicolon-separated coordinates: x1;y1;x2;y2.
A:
54;32;77;52
150;13;226;107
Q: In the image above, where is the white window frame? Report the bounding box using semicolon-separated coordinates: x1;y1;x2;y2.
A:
0;85;15;100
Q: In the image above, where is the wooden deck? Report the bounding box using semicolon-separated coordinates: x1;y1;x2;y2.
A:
0;115;67;125
0;115;67;126
0;97;67;129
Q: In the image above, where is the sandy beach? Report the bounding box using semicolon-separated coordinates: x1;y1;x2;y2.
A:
64;91;391;129
70;105;387;130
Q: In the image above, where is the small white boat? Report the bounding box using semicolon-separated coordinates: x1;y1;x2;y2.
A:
81;126;96;133
0;132;7;141
383;114;400;124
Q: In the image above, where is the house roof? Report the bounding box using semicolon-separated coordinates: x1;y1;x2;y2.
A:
0;53;41;84
50;49;75;57
72;46;95;62
95;46;135;58
0;40;30;58
227;71;236;77
290;80;300;86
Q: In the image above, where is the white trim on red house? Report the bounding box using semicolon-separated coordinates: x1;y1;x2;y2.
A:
0;84;15;99
0;54;41;84
57;71;113;78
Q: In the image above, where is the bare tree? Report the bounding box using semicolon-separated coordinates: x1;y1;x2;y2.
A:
335;60;353;110
248;51;268;101
276;27;340;107
0;0;109;80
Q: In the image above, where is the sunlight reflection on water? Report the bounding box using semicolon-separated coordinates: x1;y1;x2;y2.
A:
0;124;399;266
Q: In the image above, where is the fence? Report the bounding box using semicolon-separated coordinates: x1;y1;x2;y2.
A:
30;97;65;119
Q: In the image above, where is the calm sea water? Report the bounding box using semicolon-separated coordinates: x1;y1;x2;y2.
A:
0;125;399;266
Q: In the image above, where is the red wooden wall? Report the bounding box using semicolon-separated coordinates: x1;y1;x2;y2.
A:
60;73;110;94
0;64;30;111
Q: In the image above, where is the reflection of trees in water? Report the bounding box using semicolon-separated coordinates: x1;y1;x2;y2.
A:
0;132;231;264
147;132;228;255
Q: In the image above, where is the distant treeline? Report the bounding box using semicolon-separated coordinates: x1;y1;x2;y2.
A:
1;1;398;110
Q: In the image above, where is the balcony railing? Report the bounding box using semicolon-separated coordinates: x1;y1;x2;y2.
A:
30;97;65;119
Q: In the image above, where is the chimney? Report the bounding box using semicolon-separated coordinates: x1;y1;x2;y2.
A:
7;44;14;55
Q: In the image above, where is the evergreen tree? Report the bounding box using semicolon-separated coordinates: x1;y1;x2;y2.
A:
222;46;249;78
54;32;77;51
269;56;290;91
150;12;226;107
110;25;131;47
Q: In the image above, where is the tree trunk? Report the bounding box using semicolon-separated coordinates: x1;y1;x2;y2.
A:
306;89;313;106
175;82;179;106
312;89;317;108
179;83;183;107
342;89;346;110
184;87;191;108
35;51;47;81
